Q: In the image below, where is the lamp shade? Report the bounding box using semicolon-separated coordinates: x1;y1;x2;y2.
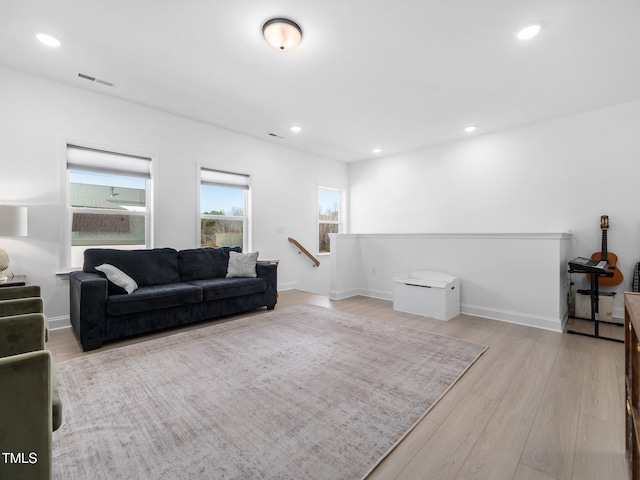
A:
262;18;302;51
0;205;28;237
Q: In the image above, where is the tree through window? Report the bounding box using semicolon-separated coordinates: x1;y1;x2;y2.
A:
200;169;249;249
318;187;341;254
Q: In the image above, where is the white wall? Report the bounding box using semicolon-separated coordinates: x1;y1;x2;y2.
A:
349;101;640;318
0;66;348;324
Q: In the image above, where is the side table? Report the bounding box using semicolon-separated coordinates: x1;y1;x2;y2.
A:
0;275;26;288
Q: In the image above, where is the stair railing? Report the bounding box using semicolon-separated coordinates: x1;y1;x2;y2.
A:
288;237;320;267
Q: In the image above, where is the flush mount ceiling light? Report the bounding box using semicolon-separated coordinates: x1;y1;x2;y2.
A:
372;148;382;154
290;125;302;133
464;125;477;133
516;24;541;40
36;32;61;47
262;18;302;51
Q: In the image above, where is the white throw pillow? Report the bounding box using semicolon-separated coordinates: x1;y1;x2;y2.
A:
226;251;259;278
95;263;138;294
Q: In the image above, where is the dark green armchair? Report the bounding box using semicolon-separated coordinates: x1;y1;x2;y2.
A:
0;286;62;480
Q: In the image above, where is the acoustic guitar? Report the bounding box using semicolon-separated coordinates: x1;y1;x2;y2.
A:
587;215;624;286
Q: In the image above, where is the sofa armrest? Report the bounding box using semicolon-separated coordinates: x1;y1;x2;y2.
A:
0;313;46;358
256;262;277;308
0;350;52;480
69;271;108;351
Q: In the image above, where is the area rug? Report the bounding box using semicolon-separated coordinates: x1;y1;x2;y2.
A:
52;304;486;480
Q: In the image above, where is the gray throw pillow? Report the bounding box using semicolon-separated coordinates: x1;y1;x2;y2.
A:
95;263;138;294
226;251;259;278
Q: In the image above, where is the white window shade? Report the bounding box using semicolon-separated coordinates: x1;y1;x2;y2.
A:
201;168;249;189
67;145;151;178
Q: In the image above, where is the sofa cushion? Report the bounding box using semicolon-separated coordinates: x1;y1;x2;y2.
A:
186;278;266;302
106;283;202;317
178;247;242;281
84;248;181;287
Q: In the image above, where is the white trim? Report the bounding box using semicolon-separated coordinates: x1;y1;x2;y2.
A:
461;303;563;332
277;281;299;291
330;288;391;301
48;315;71;331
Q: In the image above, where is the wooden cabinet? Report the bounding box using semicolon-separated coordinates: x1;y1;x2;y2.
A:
625;292;640;479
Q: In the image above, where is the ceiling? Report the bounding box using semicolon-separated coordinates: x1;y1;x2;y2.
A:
2;0;639;162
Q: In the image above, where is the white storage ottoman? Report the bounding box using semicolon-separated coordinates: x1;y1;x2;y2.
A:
393;271;460;321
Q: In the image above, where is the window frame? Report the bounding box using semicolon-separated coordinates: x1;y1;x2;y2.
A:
64;144;153;270
317;186;343;255
198;166;251;251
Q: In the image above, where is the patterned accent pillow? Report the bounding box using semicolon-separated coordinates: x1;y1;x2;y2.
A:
95;263;138;294
226;251;259;278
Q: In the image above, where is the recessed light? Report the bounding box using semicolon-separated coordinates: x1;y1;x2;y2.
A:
290;126;302;133
516;24;541;40
372;148;382;154
36;33;61;47
464;125;477;133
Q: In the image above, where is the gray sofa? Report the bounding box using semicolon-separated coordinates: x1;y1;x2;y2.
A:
69;247;277;351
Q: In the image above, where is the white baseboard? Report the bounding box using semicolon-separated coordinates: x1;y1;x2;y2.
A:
329;288;393;301
48;315;71;331
461;303;564;332
359;289;394;301
329;288;361;300
278;281;298;292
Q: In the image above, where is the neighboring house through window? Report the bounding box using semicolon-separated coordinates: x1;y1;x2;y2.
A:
200;168;250;250
318;187;342;254
66;145;152;269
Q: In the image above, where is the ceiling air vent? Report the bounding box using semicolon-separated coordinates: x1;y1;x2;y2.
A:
267;132;284;139
78;73;115;87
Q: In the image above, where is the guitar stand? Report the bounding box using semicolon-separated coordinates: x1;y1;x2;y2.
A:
567;270;623;343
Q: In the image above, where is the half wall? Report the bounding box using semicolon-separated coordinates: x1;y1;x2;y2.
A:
330;232;573;332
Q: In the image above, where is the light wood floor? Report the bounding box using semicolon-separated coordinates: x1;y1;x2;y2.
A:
48;290;628;480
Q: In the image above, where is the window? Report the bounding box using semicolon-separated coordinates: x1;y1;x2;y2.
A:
200;168;249;249
318;187;342;254
67;145;151;268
